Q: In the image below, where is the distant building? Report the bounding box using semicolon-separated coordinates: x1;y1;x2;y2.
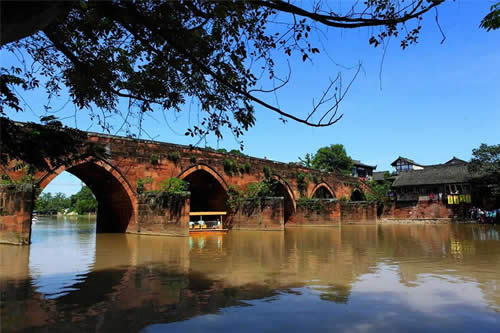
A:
391;162;472;202
390;156;425;173
351;160;376;179
372;171;396;184
444;156;468;165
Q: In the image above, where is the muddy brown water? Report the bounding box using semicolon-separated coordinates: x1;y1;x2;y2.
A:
1;216;499;332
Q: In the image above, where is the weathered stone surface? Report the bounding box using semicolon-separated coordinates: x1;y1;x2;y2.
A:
385;199;465;220
340;201;377;225
288;199;341;227
0;185;33;245
2;132;369;244
230;197;284;231
135;194;190;237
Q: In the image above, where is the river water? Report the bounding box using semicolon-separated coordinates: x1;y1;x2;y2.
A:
1;217;500;332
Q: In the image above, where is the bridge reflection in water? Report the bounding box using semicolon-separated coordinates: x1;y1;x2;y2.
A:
1;218;500;332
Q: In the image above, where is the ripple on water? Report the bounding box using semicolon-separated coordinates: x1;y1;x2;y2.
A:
1;220;499;332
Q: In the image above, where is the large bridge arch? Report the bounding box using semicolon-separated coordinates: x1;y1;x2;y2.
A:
178;164;228;214
271;176;296;223
38;158;136;233
310;183;335;199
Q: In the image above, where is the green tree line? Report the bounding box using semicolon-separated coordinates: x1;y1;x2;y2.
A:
35;185;97;215
298;144;353;175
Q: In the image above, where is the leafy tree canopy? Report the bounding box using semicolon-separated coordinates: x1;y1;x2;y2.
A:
301;144;353;174
469;144;500;183
1;0;445;162
480;2;500;31
366;172;392;203
35;185;97;214
0;116;107;172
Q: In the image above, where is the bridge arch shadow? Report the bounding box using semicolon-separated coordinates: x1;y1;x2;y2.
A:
178;164;228;217
310;183;335;199
271;176;296;224
350;189;366;201
38;159;136;233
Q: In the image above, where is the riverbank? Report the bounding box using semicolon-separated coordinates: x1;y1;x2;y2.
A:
37;214;96;218
379;218;486;225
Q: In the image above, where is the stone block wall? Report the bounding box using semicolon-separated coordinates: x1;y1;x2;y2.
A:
288;199;341;227
135;194;190;236
340;201;377;224
230;197;284;231
0;184;34;245
385;199;466;220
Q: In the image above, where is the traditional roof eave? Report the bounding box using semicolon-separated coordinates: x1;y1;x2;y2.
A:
390;156;424;167
352;159;377;170
391;164;473;187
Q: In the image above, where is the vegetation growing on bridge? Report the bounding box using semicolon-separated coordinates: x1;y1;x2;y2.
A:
296;197;330;215
150;154;160;165
227;177;282;213
223;159;251;176
137;176;153;194
140;177;189;212
296;172;308;196
167;152;180;164
1;170;36;186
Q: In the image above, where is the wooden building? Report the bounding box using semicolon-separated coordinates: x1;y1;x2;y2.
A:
351;160;376;179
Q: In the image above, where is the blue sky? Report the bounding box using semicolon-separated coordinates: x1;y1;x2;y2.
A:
3;1;499;195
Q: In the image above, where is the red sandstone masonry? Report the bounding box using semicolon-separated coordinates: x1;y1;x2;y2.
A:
230;197;284;231
340;201;377;225
134;195;190;237
386;200;466;220
288;200;341;227
0;185;33;245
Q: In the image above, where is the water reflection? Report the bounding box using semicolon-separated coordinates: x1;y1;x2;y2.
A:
1;220;499;332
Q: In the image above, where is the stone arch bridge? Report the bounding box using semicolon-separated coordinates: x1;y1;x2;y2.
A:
0;132;375;245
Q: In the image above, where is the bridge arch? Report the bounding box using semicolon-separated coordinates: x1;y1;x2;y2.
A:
271;175;296;223
178;164;228;214
38;158;136;233
178;164;228;192
350;188;366;201
310;183;335;199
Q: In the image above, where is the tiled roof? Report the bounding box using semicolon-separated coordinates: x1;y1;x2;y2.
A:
352;160;376;169
444;156;468;165
390;156;424;167
373;171;387;181
392;164;472;187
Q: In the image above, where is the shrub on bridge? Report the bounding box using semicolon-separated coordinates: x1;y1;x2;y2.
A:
263;166;271;178
227;178;282;215
296;197;330;215
167;152;180;163
141;177;189;214
150;154;159;165
137;176;153;194
223;159;237;176
296;172;308;196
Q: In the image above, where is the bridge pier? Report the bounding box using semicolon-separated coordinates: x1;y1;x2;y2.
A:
230;197;285;231
133;193;190;237
0;184;34;245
